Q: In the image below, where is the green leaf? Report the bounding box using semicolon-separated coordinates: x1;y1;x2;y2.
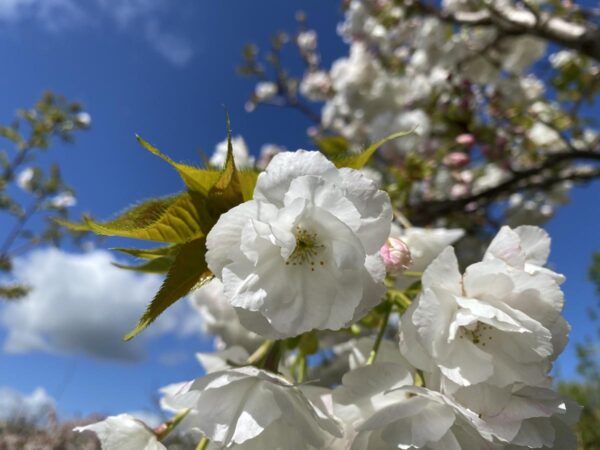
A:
333;129;415;169
112;256;174;273
0;256;12;272
0;283;30;300
112;244;180;260
206;114;246;217
137;133;258;202
124;238;212;341
298;332;319;355
136;135;221;194
316;135;349;159
238;170;259;202
60;193;209;243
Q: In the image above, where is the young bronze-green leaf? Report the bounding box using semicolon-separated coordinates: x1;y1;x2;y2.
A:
112;256;174;274
333;129;414;169
136;135;221;194
64;193;210;243
123;238;212;341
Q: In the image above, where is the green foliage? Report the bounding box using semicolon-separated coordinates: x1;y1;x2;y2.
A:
64;121;257;340
589;252;600;296
0;92;90;301
112;244;180;260
136;136;221;194
557;252;600;449
112;256;174;274
559;376;600;449
332;130;414;170
123;238;211;341
0;284;31;300
315;135;349;159
61;193;208;243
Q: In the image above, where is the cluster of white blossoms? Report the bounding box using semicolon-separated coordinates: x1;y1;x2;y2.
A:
243;0;599;232
77;150;578;449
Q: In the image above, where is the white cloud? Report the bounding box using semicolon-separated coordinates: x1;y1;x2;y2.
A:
157;349;189;366
96;0;164;27
145;20;194;68
0;0;194;67
0;248;200;361
0;0;85;31
0;386;55;425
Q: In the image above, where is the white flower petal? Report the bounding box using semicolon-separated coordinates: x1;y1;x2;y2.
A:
253;150;338;206
75;414;165;450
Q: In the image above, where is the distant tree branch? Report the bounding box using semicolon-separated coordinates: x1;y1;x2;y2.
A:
414;0;600;62
411;149;600;224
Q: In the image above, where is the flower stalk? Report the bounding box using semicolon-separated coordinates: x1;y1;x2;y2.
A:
366;302;392;365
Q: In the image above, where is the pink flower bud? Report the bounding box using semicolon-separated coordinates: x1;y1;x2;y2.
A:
153;423;168;437
380;238;412;276
443;152;470;169
455;133;475;146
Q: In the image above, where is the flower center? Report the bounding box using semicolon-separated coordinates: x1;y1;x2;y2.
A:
286;225;325;270
458;322;493;347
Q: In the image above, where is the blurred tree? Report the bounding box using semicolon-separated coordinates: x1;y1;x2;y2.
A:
0;92;90;300
558;253;600;449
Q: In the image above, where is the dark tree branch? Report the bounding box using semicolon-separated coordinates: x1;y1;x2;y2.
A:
410;149;600;224
414;0;600;62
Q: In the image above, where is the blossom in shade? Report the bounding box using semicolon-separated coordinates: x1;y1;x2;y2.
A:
189;278;262;352
167;366;342;449
333;364;492;449
74;414;165;450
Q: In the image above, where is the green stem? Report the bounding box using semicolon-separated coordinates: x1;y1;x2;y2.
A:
396;291;413;309
297;355;307;384
157;408;190;441
246;340;275;366
195;436;210;450
261;340;283;372
367;303;392;365
415;369;426;388
402;271;423;278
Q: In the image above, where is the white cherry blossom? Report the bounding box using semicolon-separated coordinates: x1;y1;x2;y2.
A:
210;135;255;169
168;366;342;449
452;384;580;449
400;227;568;389
333;364;492;450
254;81;277;102
484;225;565;284
189;278;262;352
74;414;165;450
389;223;464;289
16;167;35;191
206;150;392;338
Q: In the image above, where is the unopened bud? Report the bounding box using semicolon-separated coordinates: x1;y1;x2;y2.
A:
443;152;470;169
380;238;412;275
455;133;475;146
153;423;168;437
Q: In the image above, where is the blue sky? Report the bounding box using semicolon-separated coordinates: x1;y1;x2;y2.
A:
0;0;598;422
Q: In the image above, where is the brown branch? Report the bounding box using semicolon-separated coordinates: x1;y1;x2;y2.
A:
410;149;600;224
414;0;600;62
